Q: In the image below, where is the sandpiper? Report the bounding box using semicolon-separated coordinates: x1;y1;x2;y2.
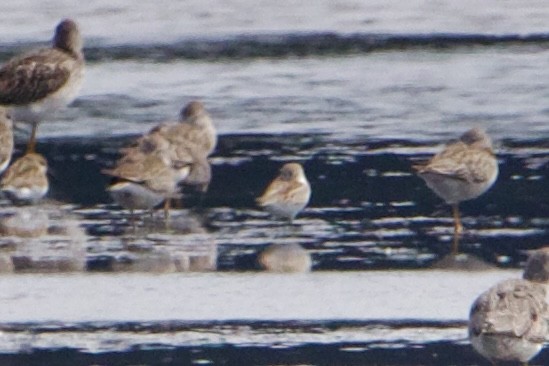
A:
166;100;217;157
125;100;217;160
413;128;498;253
256;163;311;222
188;156;212;193
0;19;85;152
0;108;14;174
120;101;216;213
103;151;188;220
0;153;49;204
468;247;548;366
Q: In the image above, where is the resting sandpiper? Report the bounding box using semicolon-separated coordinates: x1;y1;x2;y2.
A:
103;151;188;220
468;247;548;366
120;101;216;213
413;128;498;253
1;153;49;204
256;163;311;222
0;19;84;152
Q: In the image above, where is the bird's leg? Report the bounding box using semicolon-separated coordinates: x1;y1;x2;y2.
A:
452;204;463;234
171;196;180;209
164;199;171;220
451;204;463;255
163;199;172;231
26;122;39;153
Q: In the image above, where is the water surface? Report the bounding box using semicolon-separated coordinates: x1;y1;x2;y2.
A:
0;1;548;365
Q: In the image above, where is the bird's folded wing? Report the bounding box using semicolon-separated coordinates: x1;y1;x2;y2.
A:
0;50;72;105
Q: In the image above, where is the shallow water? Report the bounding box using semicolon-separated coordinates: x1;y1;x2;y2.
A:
0;134;546;365
0;1;548;365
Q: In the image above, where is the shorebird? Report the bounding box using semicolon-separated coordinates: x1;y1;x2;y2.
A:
178;150;211;193
468;247;548;366
165;100;217;157
0;19;85;153
413;128;498;253
102;151;189;221
0;108;14;174
0;153;49;204
119;101;216;213
124;100;217;160
256;163;311;222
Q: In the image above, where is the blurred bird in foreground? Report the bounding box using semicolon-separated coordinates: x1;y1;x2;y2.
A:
468;247;548;366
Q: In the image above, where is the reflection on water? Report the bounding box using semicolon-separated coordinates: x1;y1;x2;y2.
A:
1;135;544;363
0;1;548;361
0;135;546;273
0;205;86;273
259;243;312;273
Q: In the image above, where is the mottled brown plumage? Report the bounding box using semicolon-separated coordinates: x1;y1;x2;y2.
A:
0;19;84;152
0;19;83;106
121;101;216;189
103;152;181;197
413;128;498;253
1;153;48;204
256;163;311;221
146;100;217;158
469;248;549;365
102;150;187;220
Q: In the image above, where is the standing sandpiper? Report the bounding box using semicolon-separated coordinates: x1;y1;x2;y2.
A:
256;163;311;222
103;151;189;221
413;128;498;254
166;100;217;157
126;100;217;161
0;153;49;204
0;19;85;152
120;101;216;214
468;247;548;366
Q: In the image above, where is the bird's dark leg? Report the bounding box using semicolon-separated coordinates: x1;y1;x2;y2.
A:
451;204;463;255
163;199;173;230
164;199;171;220
26;122;39;153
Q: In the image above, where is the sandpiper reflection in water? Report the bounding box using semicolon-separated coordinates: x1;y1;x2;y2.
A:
259;243;312;273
